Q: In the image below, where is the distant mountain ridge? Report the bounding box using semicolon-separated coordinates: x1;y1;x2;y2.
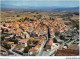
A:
1;3;79;11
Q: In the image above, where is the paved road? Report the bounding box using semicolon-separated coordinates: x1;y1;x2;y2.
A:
37;49;44;56
40;51;49;56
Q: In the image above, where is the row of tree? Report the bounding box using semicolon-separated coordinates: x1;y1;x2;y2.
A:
18;17;34;22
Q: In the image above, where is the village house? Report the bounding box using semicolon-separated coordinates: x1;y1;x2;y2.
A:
1;19;70;56
46;39;60;51
13;45;24;55
51;43;60;50
7;42;14;47
46;39;53;51
28;48;37;56
28;38;45;55
34;45;41;52
23;32;30;38
1;27;10;33
49;28;55;39
28;45;41;56
18;39;29;47
2;23;10;28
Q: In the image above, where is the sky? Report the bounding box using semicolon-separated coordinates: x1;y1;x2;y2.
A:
1;1;79;8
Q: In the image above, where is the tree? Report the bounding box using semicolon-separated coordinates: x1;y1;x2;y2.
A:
73;22;79;29
8;39;18;44
3;43;11;49
17;15;20;17
19;18;24;22
3;24;6;27
71;20;79;29
33;40;38;45
24;46;29;53
74;12;79;15
60;35;67;41
1;36;5;41
14;39;18;44
55;31;60;36
30;19;34;21
24;17;29;21
53;38;58;43
27;39;32;45
36;15;42;20
60;35;65;40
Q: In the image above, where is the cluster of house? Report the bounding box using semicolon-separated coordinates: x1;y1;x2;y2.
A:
46;39;60;51
0;20;69;56
1;20;68;37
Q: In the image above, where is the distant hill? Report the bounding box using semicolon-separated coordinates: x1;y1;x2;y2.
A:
1;3;79;12
54;7;79;11
1;4;18;8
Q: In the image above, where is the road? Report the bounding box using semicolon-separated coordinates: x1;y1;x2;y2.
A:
40;51;49;56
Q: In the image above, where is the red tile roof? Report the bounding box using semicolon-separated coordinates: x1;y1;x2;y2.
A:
19;39;28;43
47;39;53;46
8;42;14;44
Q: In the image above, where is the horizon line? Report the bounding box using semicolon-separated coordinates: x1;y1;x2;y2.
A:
1;0;79;1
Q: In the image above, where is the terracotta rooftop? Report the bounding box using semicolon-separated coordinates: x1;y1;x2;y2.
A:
29;48;37;52
19;39;28;43
38;39;44;44
1;20;68;39
35;45;41;49
47;39;53;46
8;42;14;44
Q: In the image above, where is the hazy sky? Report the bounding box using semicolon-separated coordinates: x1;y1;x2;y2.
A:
1;1;79;7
